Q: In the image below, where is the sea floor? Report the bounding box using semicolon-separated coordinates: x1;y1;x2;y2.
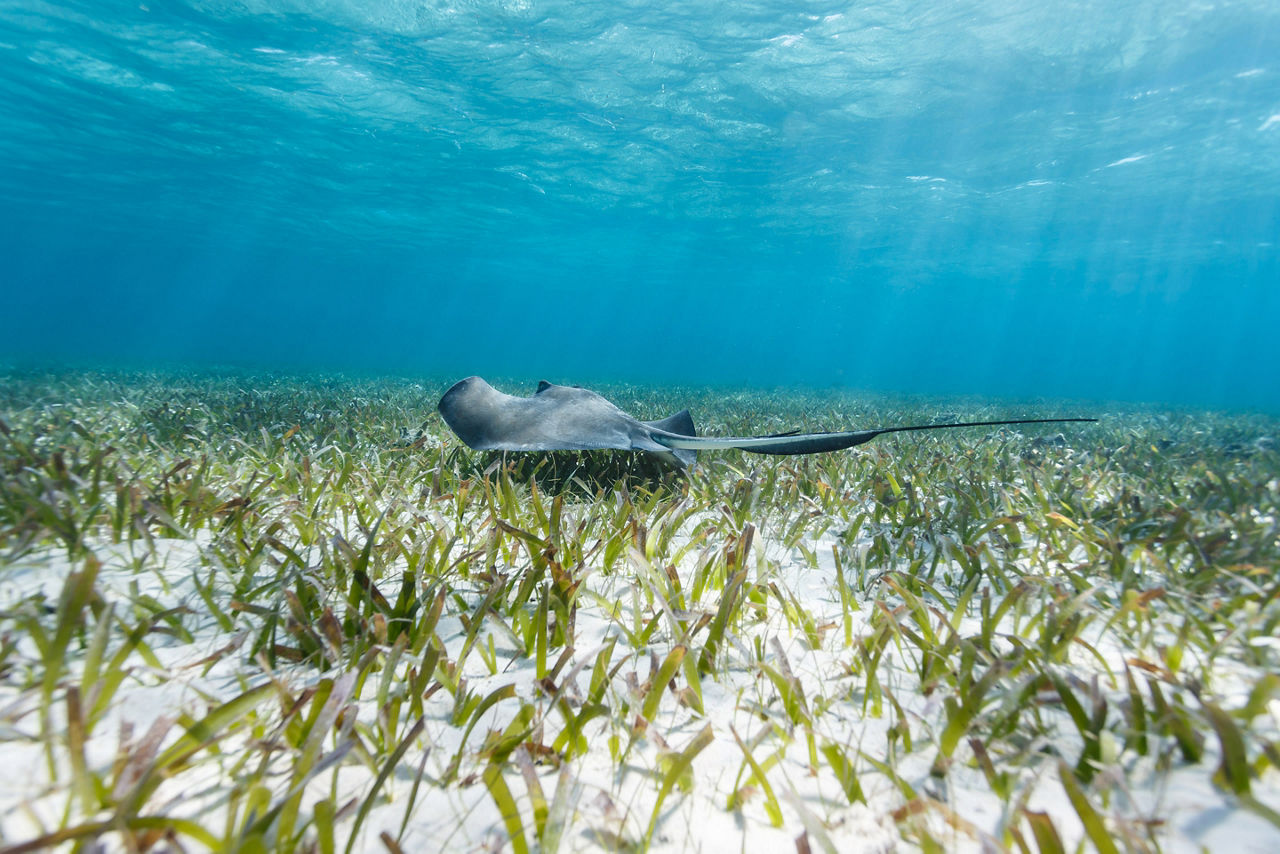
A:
1;369;1278;852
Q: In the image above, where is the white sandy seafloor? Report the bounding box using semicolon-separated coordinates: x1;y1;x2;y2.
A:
1;513;1278;853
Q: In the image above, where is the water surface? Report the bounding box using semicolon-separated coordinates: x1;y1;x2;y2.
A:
2;1;1277;410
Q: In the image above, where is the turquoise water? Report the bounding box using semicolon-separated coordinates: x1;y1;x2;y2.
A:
2;1;1278;410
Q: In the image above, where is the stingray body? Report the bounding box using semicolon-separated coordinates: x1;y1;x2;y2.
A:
438;377;1096;468
438;376;701;466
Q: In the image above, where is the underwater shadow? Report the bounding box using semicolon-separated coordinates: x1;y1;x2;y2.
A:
469;450;687;498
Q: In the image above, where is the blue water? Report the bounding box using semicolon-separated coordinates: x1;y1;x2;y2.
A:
2;1;1278;410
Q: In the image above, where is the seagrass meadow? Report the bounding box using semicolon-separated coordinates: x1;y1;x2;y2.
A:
1;368;1278;853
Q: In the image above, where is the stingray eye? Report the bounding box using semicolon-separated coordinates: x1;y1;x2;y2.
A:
536;380;552;393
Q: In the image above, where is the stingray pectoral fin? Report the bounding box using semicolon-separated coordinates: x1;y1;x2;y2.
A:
627;433;696;467
640;410;698;467
643;409;696;437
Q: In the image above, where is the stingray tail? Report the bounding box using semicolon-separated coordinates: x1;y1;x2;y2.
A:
870;417;1097;439
653;417;1097;456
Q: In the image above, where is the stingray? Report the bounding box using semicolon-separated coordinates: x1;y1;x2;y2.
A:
437;377;1096;468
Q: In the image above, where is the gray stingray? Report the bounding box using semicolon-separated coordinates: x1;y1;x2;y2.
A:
437;377;1096;468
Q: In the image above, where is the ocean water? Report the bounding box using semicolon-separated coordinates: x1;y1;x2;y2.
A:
2;1;1278;411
